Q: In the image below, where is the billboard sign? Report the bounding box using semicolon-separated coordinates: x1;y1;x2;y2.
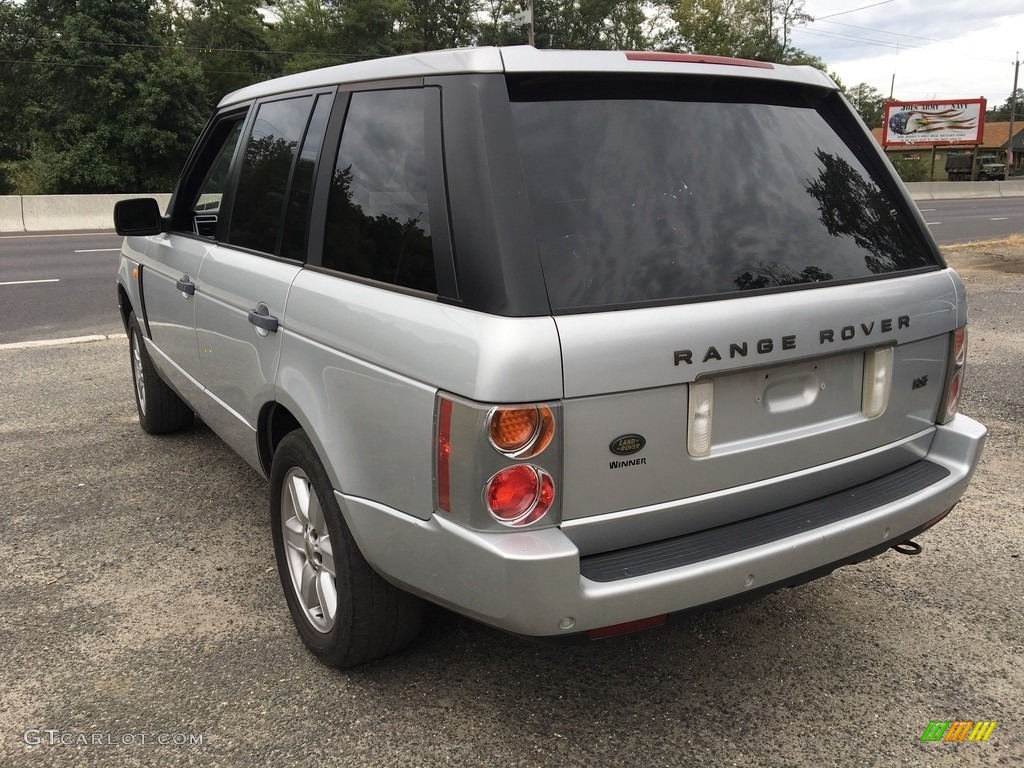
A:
881;99;986;146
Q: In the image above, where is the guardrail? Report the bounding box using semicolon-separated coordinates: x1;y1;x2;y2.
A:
1;182;1022;233
0;194;171;233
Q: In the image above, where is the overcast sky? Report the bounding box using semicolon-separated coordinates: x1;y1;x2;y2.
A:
790;0;1022;109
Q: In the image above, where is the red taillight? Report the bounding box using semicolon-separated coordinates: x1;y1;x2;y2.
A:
953;327;967;366
435;394;560;531
436;397;453;513
945;369;962;420
941;327;967;424
484;465;554;527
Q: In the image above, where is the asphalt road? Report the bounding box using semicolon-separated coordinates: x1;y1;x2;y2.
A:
0;195;1022;345
0;247;1021;767
919;198;1024;244
0;230;124;344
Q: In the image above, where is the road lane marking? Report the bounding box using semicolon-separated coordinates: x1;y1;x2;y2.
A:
0;333;127;351
926;221;942;225
990;217;1009;221
73;248;121;253
0;278;60;286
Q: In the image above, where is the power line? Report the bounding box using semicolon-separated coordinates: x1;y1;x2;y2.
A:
805;20;1014;65
816;0;897;21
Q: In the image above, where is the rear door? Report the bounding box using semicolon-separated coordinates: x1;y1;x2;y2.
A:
194;91;335;459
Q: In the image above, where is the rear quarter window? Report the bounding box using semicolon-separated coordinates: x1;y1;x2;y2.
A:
322;88;437;294
507;76;939;312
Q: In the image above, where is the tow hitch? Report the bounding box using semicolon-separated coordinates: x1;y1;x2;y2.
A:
891;540;923;556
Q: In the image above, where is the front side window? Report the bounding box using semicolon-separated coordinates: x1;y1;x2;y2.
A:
227;95;314;255
507;76;939;312
172;113;245;238
322;88;436;293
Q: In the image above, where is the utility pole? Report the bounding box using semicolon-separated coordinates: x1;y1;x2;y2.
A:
514;1;535;47
1008;54;1020;174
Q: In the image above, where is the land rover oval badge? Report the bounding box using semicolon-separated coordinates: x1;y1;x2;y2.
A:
610;434;646;456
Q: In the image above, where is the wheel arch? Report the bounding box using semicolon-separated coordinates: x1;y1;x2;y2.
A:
258;401;302;478
117;281;133;334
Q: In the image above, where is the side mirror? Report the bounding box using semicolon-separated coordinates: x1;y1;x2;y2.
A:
114;198;165;236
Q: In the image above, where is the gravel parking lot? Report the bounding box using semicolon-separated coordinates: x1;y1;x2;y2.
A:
1;244;1021;768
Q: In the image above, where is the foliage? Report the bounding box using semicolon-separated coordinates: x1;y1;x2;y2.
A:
663;0;812;62
806;149;929;273
985;89;1023;123
1;0;831;194
843;82;887;129
886;154;929;183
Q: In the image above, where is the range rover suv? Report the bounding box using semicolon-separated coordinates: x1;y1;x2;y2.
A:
114;46;986;667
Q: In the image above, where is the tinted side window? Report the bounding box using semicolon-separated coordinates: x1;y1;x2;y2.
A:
280;94;333;261
171;112;245;237
228;95;314;255
323;89;436;293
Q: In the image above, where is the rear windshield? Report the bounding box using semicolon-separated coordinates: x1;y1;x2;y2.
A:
507;76;939;312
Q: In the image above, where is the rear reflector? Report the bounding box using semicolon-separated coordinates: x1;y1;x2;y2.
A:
625;51;774;69
436;397;453;513
587;614;667;640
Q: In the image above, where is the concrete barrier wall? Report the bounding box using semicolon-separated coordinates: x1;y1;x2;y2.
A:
1;193;171;233
904;179;1024;201
0;196;23;233
0;182;1020;233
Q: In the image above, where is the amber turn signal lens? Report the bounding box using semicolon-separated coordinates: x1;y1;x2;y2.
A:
487;405;555;458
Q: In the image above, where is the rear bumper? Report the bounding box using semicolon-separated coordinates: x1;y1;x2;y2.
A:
341;414;986;638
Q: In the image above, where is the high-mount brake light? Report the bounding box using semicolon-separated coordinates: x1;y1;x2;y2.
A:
484;465;555;527
487;405;555;458
625;51;774;69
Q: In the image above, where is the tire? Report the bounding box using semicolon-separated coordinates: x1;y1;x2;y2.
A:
127;311;194;434
270;429;425;667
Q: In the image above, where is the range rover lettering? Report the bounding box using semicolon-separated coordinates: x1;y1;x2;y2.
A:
114;47;986;667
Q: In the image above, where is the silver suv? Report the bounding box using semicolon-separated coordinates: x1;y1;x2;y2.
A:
114;46;986;667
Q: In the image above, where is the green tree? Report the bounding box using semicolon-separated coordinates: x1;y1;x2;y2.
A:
985;88;1023;122
402;0;480;51
534;0;651;50
0;0;44;191
271;0;351;72
166;0;279;104
28;0;206;193
844;82;886;129
665;0;812;62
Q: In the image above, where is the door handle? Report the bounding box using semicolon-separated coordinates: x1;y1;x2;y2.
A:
248;304;279;334
175;275;196;297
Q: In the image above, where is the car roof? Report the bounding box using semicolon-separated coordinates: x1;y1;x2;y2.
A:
220;46;838;107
